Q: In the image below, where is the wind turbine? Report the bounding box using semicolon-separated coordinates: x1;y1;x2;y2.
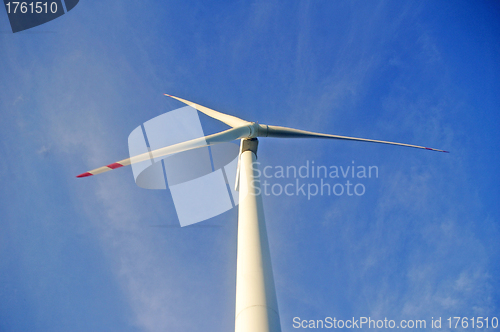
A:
77;95;448;332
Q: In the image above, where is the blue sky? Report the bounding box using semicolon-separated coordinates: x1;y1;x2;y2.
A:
1;1;499;331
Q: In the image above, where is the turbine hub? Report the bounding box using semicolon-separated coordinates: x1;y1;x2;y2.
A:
248;122;268;138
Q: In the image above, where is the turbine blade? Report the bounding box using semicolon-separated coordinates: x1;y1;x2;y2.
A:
76;125;252;178
164;94;251;128
264;125;449;153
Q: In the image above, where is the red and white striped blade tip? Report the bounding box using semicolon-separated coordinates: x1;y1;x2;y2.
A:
425;147;449;153
76;162;125;178
76;172;93;178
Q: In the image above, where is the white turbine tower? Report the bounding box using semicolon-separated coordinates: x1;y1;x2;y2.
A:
77;95;448;332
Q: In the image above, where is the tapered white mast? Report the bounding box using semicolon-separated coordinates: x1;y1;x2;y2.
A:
235;138;281;332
